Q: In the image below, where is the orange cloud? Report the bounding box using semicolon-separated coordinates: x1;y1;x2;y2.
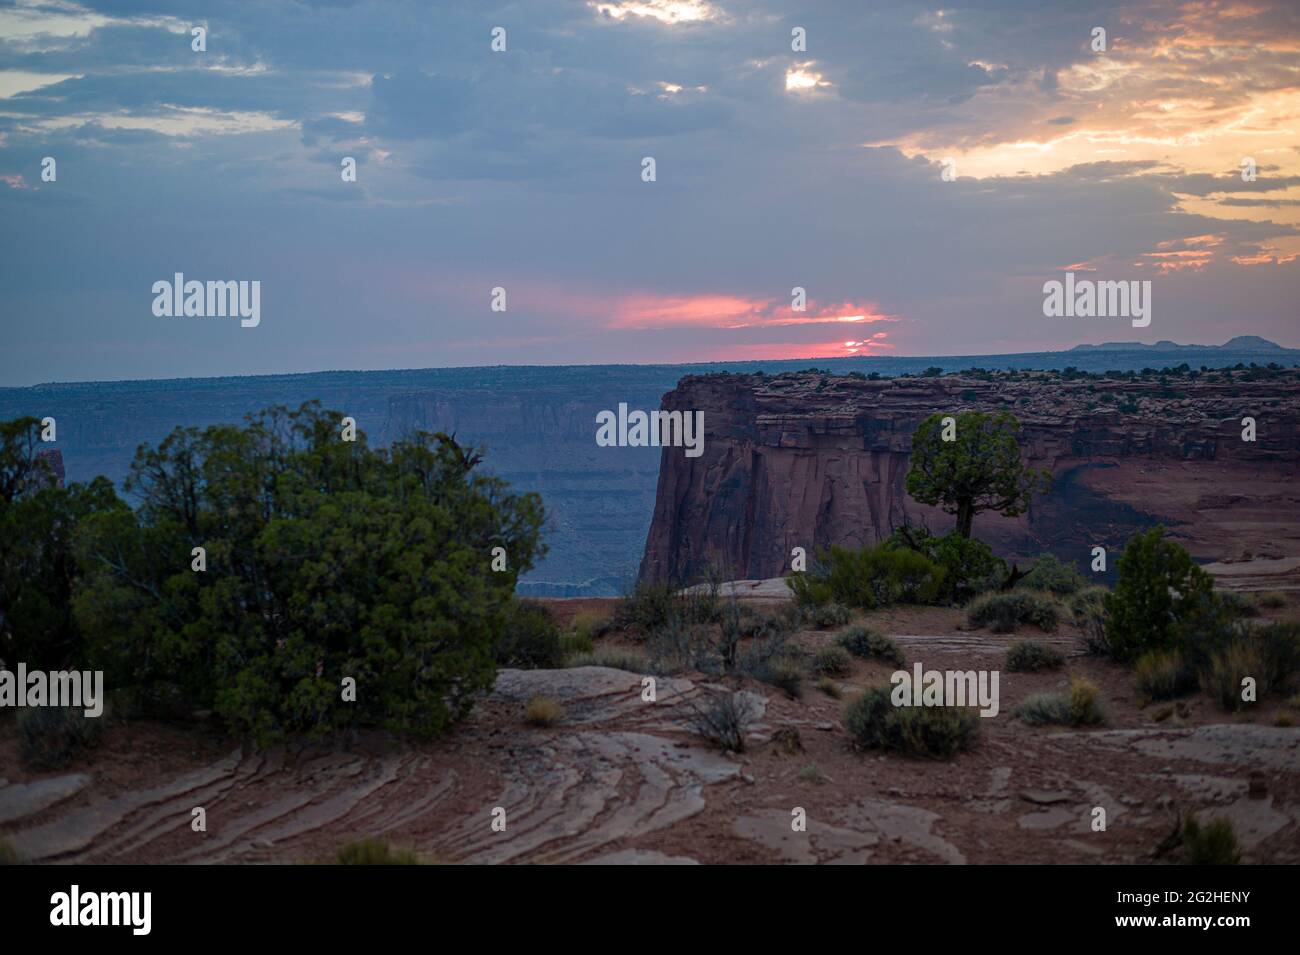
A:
693;338;896;361
607;292;896;330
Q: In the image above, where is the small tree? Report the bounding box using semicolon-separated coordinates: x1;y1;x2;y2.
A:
905;411;1048;538
1104;526;1215;662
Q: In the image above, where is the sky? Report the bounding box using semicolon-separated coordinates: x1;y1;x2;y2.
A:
1;0;1298;386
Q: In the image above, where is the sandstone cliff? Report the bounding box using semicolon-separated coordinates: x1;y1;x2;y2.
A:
638;368;1300;584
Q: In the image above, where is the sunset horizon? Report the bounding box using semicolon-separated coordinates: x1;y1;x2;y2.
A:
4;0;1299;386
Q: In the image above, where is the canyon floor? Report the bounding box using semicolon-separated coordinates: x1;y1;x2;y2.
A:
2;589;1298;866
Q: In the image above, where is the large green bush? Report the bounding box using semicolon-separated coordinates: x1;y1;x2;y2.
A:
1104;527;1215;662
70;403;546;743
842;685;979;759
884;526;1005;600
1004;639;1065;672
1018;553;1087;595
1133;649;1197;703
1013;677;1107;727
1201;622;1300;711
0;417;123;670
810;645;853;678
836;625;905;667
966;591;1061;633
788;543;946;609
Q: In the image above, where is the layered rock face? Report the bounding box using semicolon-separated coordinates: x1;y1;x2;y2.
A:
639;369;1300;584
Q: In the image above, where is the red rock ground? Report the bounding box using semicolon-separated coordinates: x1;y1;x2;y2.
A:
2;594;1297;865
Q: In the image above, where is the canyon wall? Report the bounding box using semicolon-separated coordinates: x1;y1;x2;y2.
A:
638;369;1300;584
5;351;1297;595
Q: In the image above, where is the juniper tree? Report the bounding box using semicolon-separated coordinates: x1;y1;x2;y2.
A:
905;411;1049;539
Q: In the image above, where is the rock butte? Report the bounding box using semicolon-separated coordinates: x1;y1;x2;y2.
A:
639;369;1300;586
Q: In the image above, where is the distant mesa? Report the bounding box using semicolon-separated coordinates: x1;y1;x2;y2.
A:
1069;335;1289;353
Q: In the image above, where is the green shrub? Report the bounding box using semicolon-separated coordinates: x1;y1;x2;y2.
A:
788;544;946;610
614;581;678;632
763;658;805;699
689;690;759;752
1104;526;1215;661
1200;623;1300;711
1014;678;1106;727
1018;553;1087;595
18;706;103;770
842;685;979;759
0;838;23;865
1181;816;1241;865
787;572;834;608
966;591;1061;633
806;602;852;629
1256;621;1300;687
1134;649;1197;702
1218;591;1259;619
815;677;842;698
928;533;1005;598
558;629;594;657
648;599;799;678
885;527;1005;600
643;621;716;675
1068;585;1109;629
1005;640;1066;672
494;600;564;669
1170;590;1242;668
614;578;721;634
1069;677;1106;725
1012;693;1072;726
771;602;805;631
810;645;853;678
1258;591;1287;610
523;695;564;727
335;839;420;865
569;610;615;642
836;626;905;667
1071;586;1110;662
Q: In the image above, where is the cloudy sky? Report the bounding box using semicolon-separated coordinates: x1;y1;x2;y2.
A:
1;0;1298;385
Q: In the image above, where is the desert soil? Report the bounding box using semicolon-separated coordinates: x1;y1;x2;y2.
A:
2;594;1298;865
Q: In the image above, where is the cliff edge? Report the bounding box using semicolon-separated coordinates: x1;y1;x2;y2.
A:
638;367;1300;584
